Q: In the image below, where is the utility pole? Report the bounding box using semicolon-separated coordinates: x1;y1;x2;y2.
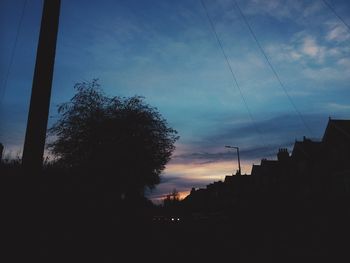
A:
225;145;241;175
22;0;61;174
0;143;3;163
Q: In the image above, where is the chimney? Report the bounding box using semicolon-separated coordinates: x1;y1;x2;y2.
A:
277;148;289;162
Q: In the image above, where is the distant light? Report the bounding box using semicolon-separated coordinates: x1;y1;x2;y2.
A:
171;218;174;221
177;218;180;221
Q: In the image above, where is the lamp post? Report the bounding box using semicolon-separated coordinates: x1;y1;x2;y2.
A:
225;145;241;175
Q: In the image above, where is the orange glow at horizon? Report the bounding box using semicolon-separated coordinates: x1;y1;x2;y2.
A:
151;190;191;204
164;160;253;183
151;160;254;204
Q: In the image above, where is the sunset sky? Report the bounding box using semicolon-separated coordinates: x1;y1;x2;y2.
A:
1;0;350;202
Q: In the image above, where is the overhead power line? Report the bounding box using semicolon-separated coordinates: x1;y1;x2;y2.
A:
232;0;312;137
322;0;350;32
0;0;28;107
200;0;263;141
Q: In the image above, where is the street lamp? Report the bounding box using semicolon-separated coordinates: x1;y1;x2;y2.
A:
225;145;241;175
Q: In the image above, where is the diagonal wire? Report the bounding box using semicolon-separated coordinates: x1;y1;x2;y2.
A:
232;0;313;137
322;0;350;32
200;0;264;143
0;0;28;107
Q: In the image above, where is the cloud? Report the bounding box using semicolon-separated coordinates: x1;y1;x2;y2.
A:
170;113;329;169
243;0;301;19
241;0;323;22
302;66;350;82
171;144;289;165
268;34;328;64
206;113;325;142
326;102;350;111
264;27;350;86
289;40;350;82
337;58;350;67
300;36;326;61
326;22;350;42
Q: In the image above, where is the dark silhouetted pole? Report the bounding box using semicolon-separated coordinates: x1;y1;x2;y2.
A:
225;145;241;175
237;148;241;174
0;143;3;163
22;0;61;173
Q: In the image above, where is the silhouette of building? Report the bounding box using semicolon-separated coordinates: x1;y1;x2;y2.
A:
322;118;350;173
184;118;350;211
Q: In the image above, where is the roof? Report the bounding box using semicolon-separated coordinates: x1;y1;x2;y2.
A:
291;137;322;160
322;119;350;143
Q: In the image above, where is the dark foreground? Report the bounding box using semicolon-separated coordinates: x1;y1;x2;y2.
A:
7;207;349;263
1;174;349;263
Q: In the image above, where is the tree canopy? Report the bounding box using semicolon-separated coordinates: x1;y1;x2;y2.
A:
48;80;179;196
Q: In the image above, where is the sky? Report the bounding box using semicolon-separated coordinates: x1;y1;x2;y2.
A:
1;0;350;202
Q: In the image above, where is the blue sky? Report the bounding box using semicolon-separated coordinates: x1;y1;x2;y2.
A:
1;0;350;202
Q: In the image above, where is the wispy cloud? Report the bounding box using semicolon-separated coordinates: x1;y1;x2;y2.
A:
325;21;350;42
168;113;329;171
264;25;350;86
300;36;326;61
267;33;328;64
337;57;350;67
326;102;350;111
302;66;350;82
240;0;323;22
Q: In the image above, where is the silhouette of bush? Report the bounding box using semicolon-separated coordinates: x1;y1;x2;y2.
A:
0;154;22;176
48;79;179;199
163;188;181;207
